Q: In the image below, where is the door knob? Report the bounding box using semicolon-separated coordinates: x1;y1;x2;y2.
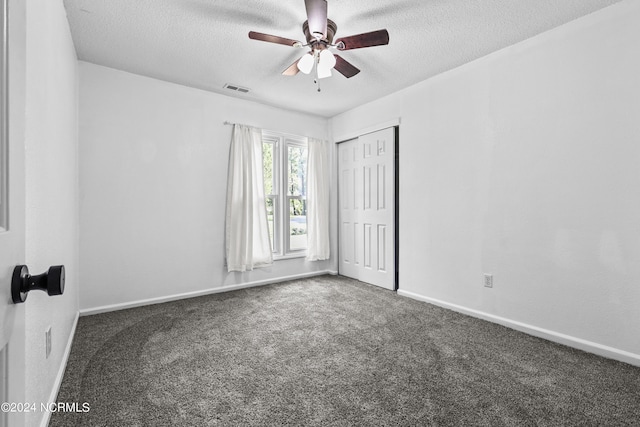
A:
11;265;65;304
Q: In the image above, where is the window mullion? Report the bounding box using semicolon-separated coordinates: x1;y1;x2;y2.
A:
281;137;290;255
278;137;286;257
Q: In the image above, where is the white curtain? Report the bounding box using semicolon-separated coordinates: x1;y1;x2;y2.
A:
225;124;273;272
306;137;331;261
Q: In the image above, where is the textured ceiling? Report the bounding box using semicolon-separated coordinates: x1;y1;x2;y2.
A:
63;0;621;118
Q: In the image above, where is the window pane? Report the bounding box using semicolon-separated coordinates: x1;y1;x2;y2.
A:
289;199;307;251
263;142;274;195
287;145;307;196
266;196;276;252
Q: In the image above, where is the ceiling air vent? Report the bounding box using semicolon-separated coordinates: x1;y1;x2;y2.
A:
223;83;250;94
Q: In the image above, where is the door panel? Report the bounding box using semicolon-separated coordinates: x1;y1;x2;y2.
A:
0;0;27;425
338;140;357;280
338;128;395;290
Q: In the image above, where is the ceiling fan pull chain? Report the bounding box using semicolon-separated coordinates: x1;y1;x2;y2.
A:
314;52;322;92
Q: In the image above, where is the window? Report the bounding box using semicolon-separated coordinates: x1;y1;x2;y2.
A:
262;131;308;258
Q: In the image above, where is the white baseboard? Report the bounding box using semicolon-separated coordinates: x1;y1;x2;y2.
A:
398;289;640;367
40;311;79;427
80;270;337;317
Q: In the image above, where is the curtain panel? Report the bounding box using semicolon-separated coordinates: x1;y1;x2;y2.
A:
306;137;331;261
225;124;273;272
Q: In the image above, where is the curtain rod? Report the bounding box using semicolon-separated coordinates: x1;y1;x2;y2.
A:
223;120;294;137
223;121;324;142
224;121;261;130
224;121;263;129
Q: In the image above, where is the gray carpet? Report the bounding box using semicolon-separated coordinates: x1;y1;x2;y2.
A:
50;275;640;426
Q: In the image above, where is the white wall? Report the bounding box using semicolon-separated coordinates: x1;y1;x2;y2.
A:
331;0;640;365
79;63;334;312
24;0;79;426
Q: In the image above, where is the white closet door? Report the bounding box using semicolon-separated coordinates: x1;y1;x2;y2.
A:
338;127;395;290
1;1;27;424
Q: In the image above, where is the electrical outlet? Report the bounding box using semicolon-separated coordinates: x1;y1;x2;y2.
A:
45;327;52;359
484;274;493;288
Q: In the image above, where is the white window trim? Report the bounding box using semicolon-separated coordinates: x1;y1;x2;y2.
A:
262;130;308;259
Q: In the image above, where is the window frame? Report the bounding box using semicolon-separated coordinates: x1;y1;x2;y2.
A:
262;134;281;255
262;130;308;259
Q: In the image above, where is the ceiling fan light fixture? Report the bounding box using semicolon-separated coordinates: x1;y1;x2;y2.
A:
317;65;332;79
297;53;314;74
318;49;336;70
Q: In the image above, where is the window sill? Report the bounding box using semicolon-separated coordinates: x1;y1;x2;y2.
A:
273;252;307;261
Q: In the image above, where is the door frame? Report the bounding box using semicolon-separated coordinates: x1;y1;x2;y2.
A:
393;126;399;290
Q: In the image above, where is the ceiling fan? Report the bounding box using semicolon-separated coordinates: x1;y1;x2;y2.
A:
248;0;389;90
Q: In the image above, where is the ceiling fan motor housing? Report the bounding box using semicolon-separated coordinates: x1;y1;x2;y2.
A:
303;19;337;48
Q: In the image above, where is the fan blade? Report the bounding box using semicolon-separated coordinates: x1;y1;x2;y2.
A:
305;0;327;39
282;59;301;76
249;31;300;47
334;55;360;78
336;29;389;50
